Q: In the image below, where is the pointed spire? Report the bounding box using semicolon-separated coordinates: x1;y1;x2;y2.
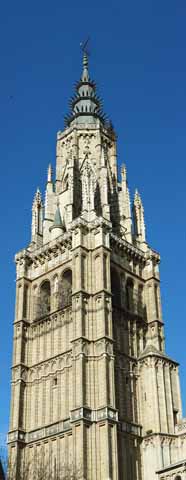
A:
31;188;43;244
50;198;65;236
121;164;127;183
133;189;146;242
120;164;132;242
134;189;140;203
47;164;52;183
34;188;42;204
53;200;63;229
64;49;110;128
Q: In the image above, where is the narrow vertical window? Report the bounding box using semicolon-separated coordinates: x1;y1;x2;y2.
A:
111;268;121;307
61;270;72;308
126;279;134;311
40;281;51;317
23;285;28;318
138;284;144;316
103;255;107;289
154;284;159;319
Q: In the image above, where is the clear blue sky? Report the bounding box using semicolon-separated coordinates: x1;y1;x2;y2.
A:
0;0;186;437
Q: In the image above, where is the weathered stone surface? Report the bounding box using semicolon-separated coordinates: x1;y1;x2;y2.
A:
8;52;186;480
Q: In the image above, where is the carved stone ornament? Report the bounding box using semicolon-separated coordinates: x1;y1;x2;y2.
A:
81;157;97;212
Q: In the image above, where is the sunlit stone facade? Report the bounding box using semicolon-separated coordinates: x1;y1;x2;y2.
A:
8;53;186;479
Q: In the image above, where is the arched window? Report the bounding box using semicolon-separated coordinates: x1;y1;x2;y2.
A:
60;269;72;308
40;280;51;317
126;278;134;311
138;284;144;315
175;476;182;480
111;268;121;307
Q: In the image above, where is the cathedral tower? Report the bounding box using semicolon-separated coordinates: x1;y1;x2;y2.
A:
8;52;185;480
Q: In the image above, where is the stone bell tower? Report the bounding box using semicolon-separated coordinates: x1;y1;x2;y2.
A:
8;51;185;480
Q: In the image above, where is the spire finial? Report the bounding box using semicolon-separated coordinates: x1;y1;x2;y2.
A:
64;43;109;128
80;37;90;58
83;51;88;68
133;189;146;242
80;37;90;80
121;164;127;182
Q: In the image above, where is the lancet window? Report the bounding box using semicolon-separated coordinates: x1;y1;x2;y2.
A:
60;269;72;309
23;284;29;319
111;268;121;307
39;280;51;317
138;284;144;316
126;278;134;311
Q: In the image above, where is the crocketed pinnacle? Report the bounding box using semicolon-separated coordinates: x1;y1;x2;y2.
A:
64;51;110;128
33;188;42;206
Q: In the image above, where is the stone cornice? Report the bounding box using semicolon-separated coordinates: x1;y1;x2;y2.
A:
15;216;113;269
138;351;179;367
157;459;186;474
15;232;72;267
8;407;119;445
110;232;160;265
110;233;146;262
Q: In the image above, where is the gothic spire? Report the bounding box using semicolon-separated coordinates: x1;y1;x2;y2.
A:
64;51;110;128
53;203;64;229
133;189;146;243
120;164;132;242
31;188;43;245
50;199;65;238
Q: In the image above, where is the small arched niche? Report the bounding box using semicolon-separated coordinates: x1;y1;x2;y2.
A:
60;269;72;309
40;280;51;317
111;268;121;307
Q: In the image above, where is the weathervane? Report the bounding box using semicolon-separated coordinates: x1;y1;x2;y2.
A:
80;37;90;57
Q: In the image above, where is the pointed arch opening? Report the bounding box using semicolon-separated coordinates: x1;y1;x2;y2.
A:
60;269;72;309
126;278;134;311
138;284;144;316
39;280;51;317
111;268;121;307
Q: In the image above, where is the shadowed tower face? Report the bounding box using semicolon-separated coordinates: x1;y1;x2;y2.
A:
8;52;185;480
